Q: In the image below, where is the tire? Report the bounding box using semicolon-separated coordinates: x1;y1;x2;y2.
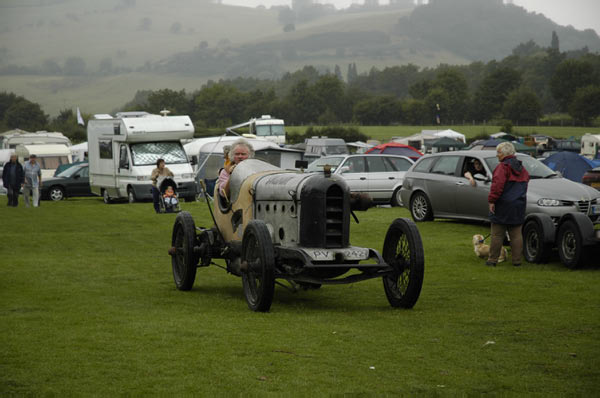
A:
557;220;587;269
382;218;425;308
409;192;433;222
391;187;402;207
49;186;65;201
102;189;111;204
127;187;136;203
171;211;199;290
523;220;552;263
241;220;275;312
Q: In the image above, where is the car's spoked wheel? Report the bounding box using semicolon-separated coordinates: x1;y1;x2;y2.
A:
382;218;424;308
242;220;275;312
410;192;433;222
171;211;199;290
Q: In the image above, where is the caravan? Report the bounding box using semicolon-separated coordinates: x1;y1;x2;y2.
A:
87;112;197;204
16;144;72;179
581;133;600;160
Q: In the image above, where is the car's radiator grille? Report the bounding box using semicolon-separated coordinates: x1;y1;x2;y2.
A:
577;200;591;214
325;185;344;248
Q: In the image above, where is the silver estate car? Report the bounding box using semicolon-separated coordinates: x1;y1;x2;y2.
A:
400;150;600;223
306;154;414;206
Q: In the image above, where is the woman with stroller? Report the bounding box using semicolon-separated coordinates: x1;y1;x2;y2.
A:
151;158;174;213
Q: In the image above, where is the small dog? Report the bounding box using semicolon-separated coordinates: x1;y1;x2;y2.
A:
472;234;507;262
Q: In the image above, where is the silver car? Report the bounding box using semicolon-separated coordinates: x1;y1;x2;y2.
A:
306;154;414;206
400;150;600;223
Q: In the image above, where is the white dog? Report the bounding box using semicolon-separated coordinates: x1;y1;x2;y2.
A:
472;234;507;262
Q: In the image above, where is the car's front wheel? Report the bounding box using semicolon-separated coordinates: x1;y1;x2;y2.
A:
557;220;587;269
523;219;552;263
49;186;65;201
409;192;433;222
391;187;402;207
127;187;136;203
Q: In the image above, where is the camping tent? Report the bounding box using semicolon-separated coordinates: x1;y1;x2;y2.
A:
431;129;466;143
541;151;600;183
428;137;467;153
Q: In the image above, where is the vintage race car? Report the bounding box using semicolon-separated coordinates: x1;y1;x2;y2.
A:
168;159;425;312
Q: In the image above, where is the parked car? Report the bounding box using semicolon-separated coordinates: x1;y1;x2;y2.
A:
365;143;423;161
306;154;414;206
40;163;92;201
400;150;600;268
582;167;600;190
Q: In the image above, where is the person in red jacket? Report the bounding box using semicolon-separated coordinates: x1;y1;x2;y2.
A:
487;142;530;267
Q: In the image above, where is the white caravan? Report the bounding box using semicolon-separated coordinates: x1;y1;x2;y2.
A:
0;130;71;149
227;115;286;145
87;112;196;203
16;144;72;179
581;133;600;160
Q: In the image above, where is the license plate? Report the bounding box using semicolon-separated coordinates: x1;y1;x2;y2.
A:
592;204;600;215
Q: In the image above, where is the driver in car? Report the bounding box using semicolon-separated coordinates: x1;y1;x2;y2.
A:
217;138;255;201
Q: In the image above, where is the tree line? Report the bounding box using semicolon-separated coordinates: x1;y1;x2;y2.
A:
1;42;599;143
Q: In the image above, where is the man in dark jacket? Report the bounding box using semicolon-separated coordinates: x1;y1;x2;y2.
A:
487;142;530;266
2;154;24;207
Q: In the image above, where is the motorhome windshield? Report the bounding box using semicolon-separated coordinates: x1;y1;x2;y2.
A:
255;124;284;138
130;141;188;166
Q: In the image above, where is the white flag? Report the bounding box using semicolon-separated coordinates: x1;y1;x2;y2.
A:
76;107;85;126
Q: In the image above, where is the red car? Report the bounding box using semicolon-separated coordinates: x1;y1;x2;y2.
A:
582;167;600;190
365;143;423;160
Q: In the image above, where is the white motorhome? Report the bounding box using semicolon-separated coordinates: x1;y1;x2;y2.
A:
16;144;72;179
581;133;600;160
87;111;196;203
0;130;71;149
227;115;286;145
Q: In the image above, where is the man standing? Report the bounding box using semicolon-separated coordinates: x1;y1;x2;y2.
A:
2;154;24;207
487;142;530;267
23;154;42;207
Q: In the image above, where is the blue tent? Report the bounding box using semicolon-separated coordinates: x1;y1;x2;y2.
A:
541;151;599;183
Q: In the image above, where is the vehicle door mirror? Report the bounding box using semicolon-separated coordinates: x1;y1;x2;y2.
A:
73;174;80;179
340;166;350;173
191;155;198;166
119;159;129;169
473;173;488;182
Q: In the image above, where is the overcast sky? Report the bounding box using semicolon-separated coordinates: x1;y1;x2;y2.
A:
223;0;600;34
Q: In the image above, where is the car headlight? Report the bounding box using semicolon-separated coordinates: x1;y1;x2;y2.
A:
180;173;194;179
537;198;561;206
136;175;149;181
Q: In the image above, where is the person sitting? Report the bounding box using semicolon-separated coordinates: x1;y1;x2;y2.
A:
163;186;178;212
217;138;254;202
464;158;486;187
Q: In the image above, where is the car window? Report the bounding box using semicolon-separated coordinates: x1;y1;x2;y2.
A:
306;157;344;172
430;156;460;175
79;167;89;178
484;154;556;178
387;157;412;171
413;156;436;172
366;156;393;172
463;157;487;177
342;157;365;173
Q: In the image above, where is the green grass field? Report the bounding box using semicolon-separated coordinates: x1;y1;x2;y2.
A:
1;197;599;395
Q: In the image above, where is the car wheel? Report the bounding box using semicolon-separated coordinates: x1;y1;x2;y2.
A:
409;192;433;222
523;220;551;263
391;187;402;207
242;220;275;312
102;189;111;204
127;187;136;203
171;211;199;290
382;218;424;309
557;220;587;269
49;186;65;201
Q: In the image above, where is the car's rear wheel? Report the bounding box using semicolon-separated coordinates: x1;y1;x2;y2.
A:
102;189;111;204
171;211;199;290
523;220;551;263
49;186;65;201
391;187;402;207
382;218;424;308
127;187;136;203
409;192;433;222
557;220;587;269
242;220;275;312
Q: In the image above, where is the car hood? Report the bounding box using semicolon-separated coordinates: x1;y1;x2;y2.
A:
528;177;600;201
41;177;63;186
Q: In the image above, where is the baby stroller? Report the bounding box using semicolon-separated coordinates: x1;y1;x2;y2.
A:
158;177;181;213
